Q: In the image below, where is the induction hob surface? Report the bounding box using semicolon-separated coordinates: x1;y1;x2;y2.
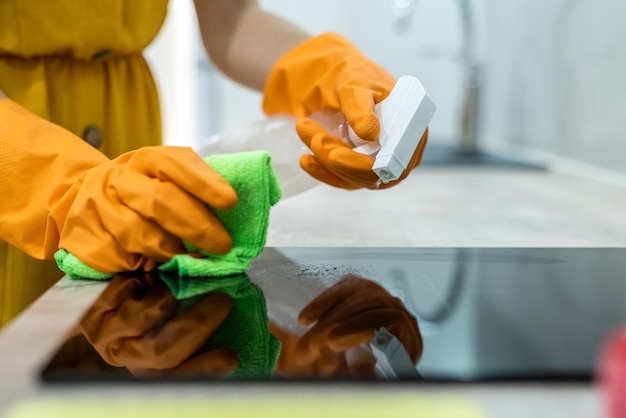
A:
41;247;626;384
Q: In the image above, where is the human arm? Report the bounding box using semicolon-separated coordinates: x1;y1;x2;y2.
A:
193;1;428;190
272;275;423;378
193;0;308;91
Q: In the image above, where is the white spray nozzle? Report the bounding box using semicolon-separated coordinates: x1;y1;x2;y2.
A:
350;76;436;184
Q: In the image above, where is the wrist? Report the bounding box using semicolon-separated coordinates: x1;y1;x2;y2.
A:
262;32;363;117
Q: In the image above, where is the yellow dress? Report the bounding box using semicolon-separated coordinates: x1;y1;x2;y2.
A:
0;0;169;327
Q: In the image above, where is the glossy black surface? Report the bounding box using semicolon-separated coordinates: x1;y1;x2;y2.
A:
42;247;626;383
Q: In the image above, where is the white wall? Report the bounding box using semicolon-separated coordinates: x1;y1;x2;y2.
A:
482;0;626;175
145;0;199;147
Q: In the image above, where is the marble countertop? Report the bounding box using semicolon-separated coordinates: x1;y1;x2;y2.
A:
2;163;625;418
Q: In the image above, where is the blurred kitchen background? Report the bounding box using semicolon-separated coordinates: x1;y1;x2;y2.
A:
145;0;626;179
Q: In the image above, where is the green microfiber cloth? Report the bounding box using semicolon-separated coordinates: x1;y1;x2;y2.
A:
158;151;282;296
55;150;282;379
56;150;282;286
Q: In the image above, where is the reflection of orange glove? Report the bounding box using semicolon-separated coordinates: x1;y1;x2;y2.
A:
263;32;428;190
80;274;238;379
263;32;394;140
0;100;237;273
272;275;422;378
270;321;373;379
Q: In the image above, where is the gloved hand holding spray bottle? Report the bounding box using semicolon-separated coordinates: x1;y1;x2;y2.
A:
198;75;436;198
198;74;435;377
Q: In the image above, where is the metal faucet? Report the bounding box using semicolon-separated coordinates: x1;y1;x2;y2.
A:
455;0;481;154
392;0;481;154
391;0;543;168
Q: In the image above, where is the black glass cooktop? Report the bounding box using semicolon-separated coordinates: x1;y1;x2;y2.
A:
41;247;626;383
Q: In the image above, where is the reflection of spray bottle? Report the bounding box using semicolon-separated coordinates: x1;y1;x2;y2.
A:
198;75;435;197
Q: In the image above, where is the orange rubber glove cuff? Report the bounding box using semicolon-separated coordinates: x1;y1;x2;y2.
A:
0;99;237;273
0;99;108;259
262;32;396;142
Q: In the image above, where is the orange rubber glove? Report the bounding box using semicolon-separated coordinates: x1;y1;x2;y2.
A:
263;32;429;190
297;119;428;189
273;275;423;378
0;99;237;273
271;321;375;379
80;274;238;379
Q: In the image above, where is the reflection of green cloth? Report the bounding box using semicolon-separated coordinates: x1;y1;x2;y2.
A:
54;151;282;379
55;150;282;284
167;273;281;380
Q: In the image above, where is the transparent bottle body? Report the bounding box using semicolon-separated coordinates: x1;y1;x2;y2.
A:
197;111;376;198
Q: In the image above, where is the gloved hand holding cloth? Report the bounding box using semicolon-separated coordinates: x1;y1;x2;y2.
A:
0;99;237;275
263;32;429;190
21;105;284;380
54;149;282;293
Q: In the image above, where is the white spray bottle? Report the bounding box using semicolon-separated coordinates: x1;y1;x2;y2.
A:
197;75;436;197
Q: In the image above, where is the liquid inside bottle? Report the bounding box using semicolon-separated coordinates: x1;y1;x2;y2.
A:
197;110;374;198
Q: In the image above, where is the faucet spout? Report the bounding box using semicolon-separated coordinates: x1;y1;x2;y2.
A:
456;0;482;154
392;0;482;154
